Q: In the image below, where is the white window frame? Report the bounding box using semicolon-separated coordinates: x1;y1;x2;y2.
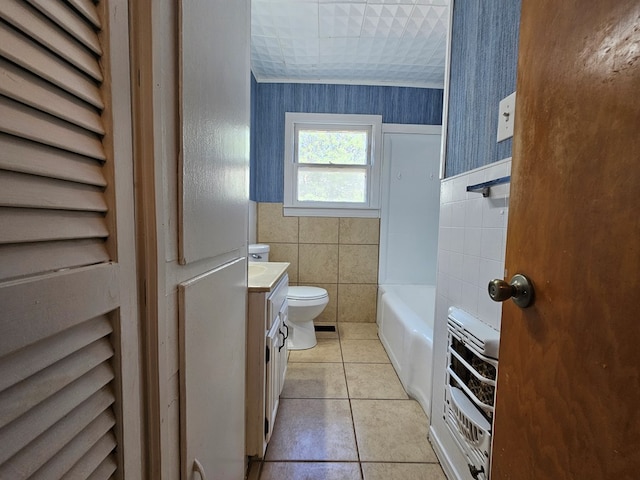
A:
283;112;383;217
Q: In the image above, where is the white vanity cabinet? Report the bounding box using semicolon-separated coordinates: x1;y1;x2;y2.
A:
246;266;289;457
265;295;288;443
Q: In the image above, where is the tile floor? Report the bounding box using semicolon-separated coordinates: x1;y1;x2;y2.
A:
248;323;446;480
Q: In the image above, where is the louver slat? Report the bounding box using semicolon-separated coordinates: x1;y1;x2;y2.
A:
0;208;108;244
0;239;110;281
25;0;102;55
0;265;119;354
0;363;114;465
0;96;105;161
30;415;116;480
0;21;103;109
0;170;106;212
0;315;112;392
0;58;104;134
0;388;115;479
0;338;114;426
0;0;103;82
0;134;106;187
67;0;102;29
86;456;118;480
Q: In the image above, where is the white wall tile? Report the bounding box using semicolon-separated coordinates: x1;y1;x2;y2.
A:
462;254;481;286
437;247;450;273
448;276;462;305
488;183;510;198
439;202;452;227
449;227;465;253
485;160;510;181
438;226;450;251
482;197;508;229
477;293;502;331
435;294;449;329
465;170;485;200
434;159;511;331
451;177;467;202
464;197;483;228
502;222;509;254
437;272;449;298
450;251;464;280
463;227;482;257
451;201;465;228
480;227;504;262
441;180;453;204
479;258;504;285
460;282;479;316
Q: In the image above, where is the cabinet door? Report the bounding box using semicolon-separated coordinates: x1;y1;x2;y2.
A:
179;258;246;479
264;316;281;444
278;303;289;395
179;0;250;263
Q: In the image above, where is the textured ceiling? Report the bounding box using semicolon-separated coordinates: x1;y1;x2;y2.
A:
251;0;450;88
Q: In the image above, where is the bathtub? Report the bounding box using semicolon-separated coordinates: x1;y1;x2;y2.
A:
376;284;435;417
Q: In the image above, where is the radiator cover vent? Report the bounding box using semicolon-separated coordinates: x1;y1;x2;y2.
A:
445;308;500;480
446;307;500;359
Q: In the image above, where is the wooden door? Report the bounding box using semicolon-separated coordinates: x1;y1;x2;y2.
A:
491;1;640;479
0;1;143;478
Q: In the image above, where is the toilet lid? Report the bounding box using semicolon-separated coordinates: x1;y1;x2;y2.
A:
288;286;328;301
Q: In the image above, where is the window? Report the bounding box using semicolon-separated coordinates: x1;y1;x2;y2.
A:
284;113;383;217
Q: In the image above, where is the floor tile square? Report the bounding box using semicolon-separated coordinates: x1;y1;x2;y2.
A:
341;339;389;363
345;363;408;399
265;399;358;461
361;463;446;480
289;338;342;363
282;363;348;399
261;462;362;480
351;399;437;462
338;323;379;340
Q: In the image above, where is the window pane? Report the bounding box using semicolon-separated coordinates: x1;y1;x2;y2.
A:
297;167;367;203
297;130;368;165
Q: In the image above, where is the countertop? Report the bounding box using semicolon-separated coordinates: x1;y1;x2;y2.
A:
247;262;289;292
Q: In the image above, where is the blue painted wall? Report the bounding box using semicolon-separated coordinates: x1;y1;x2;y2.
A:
251;83;443;202
445;0;521;177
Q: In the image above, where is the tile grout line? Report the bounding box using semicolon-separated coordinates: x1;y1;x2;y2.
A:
340;326;366;480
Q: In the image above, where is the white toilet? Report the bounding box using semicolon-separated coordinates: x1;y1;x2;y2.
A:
248;244;329;350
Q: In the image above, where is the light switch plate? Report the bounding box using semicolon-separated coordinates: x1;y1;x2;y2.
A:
497;91;516;142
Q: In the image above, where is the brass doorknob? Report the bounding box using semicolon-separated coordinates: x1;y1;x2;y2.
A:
488;274;534;308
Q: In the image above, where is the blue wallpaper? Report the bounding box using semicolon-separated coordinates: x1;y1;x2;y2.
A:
445;0;521;177
251;82;443;202
250;73;257;200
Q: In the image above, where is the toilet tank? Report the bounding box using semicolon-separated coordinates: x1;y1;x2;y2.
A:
248;244;269;262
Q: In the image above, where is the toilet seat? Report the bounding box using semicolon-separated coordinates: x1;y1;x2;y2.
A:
287;286;328;301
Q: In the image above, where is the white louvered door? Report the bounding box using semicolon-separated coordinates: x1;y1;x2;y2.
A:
0;1;142;479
